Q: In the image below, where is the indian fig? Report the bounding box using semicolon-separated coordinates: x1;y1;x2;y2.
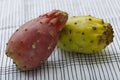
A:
6;10;68;70
58;16;114;54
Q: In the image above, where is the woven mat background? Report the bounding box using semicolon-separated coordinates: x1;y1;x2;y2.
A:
0;0;120;80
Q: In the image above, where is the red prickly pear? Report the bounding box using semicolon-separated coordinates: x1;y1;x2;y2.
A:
6;10;68;71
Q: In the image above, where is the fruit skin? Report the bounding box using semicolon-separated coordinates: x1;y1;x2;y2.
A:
6;10;68;71
58;16;114;54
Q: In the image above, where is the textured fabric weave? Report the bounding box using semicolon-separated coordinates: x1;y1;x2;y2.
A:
0;0;120;80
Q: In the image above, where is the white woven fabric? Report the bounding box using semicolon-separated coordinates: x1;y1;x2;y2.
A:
0;0;120;80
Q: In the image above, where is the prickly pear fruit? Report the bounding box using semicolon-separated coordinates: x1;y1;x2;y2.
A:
6;10;68;70
58;16;114;54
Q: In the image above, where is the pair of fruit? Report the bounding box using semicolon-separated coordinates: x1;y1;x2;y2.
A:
6;10;113;71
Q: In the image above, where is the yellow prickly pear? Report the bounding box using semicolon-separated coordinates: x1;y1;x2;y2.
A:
58;16;114;54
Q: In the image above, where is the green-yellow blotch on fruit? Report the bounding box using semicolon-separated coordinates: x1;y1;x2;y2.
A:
58;16;114;54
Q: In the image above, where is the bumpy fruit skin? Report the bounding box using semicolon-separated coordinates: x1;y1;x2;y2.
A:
6;10;68;71
58;16;114;54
